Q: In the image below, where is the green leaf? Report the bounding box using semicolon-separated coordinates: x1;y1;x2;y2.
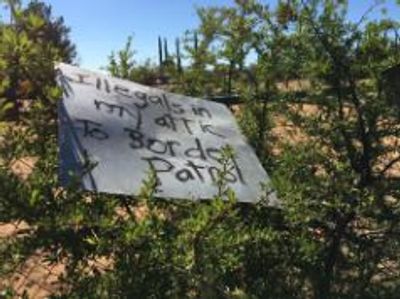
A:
29;189;40;206
0;101;14;114
27;13;45;29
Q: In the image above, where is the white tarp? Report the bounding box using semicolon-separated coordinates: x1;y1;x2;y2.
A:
57;63;277;204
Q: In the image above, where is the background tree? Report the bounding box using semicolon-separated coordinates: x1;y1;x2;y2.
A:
107;35;136;80
0;0;75;119
20;0;77;63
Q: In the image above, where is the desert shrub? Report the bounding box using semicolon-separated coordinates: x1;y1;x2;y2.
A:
1;1;400;298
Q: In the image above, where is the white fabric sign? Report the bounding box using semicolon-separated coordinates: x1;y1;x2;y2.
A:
57;63;277;204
